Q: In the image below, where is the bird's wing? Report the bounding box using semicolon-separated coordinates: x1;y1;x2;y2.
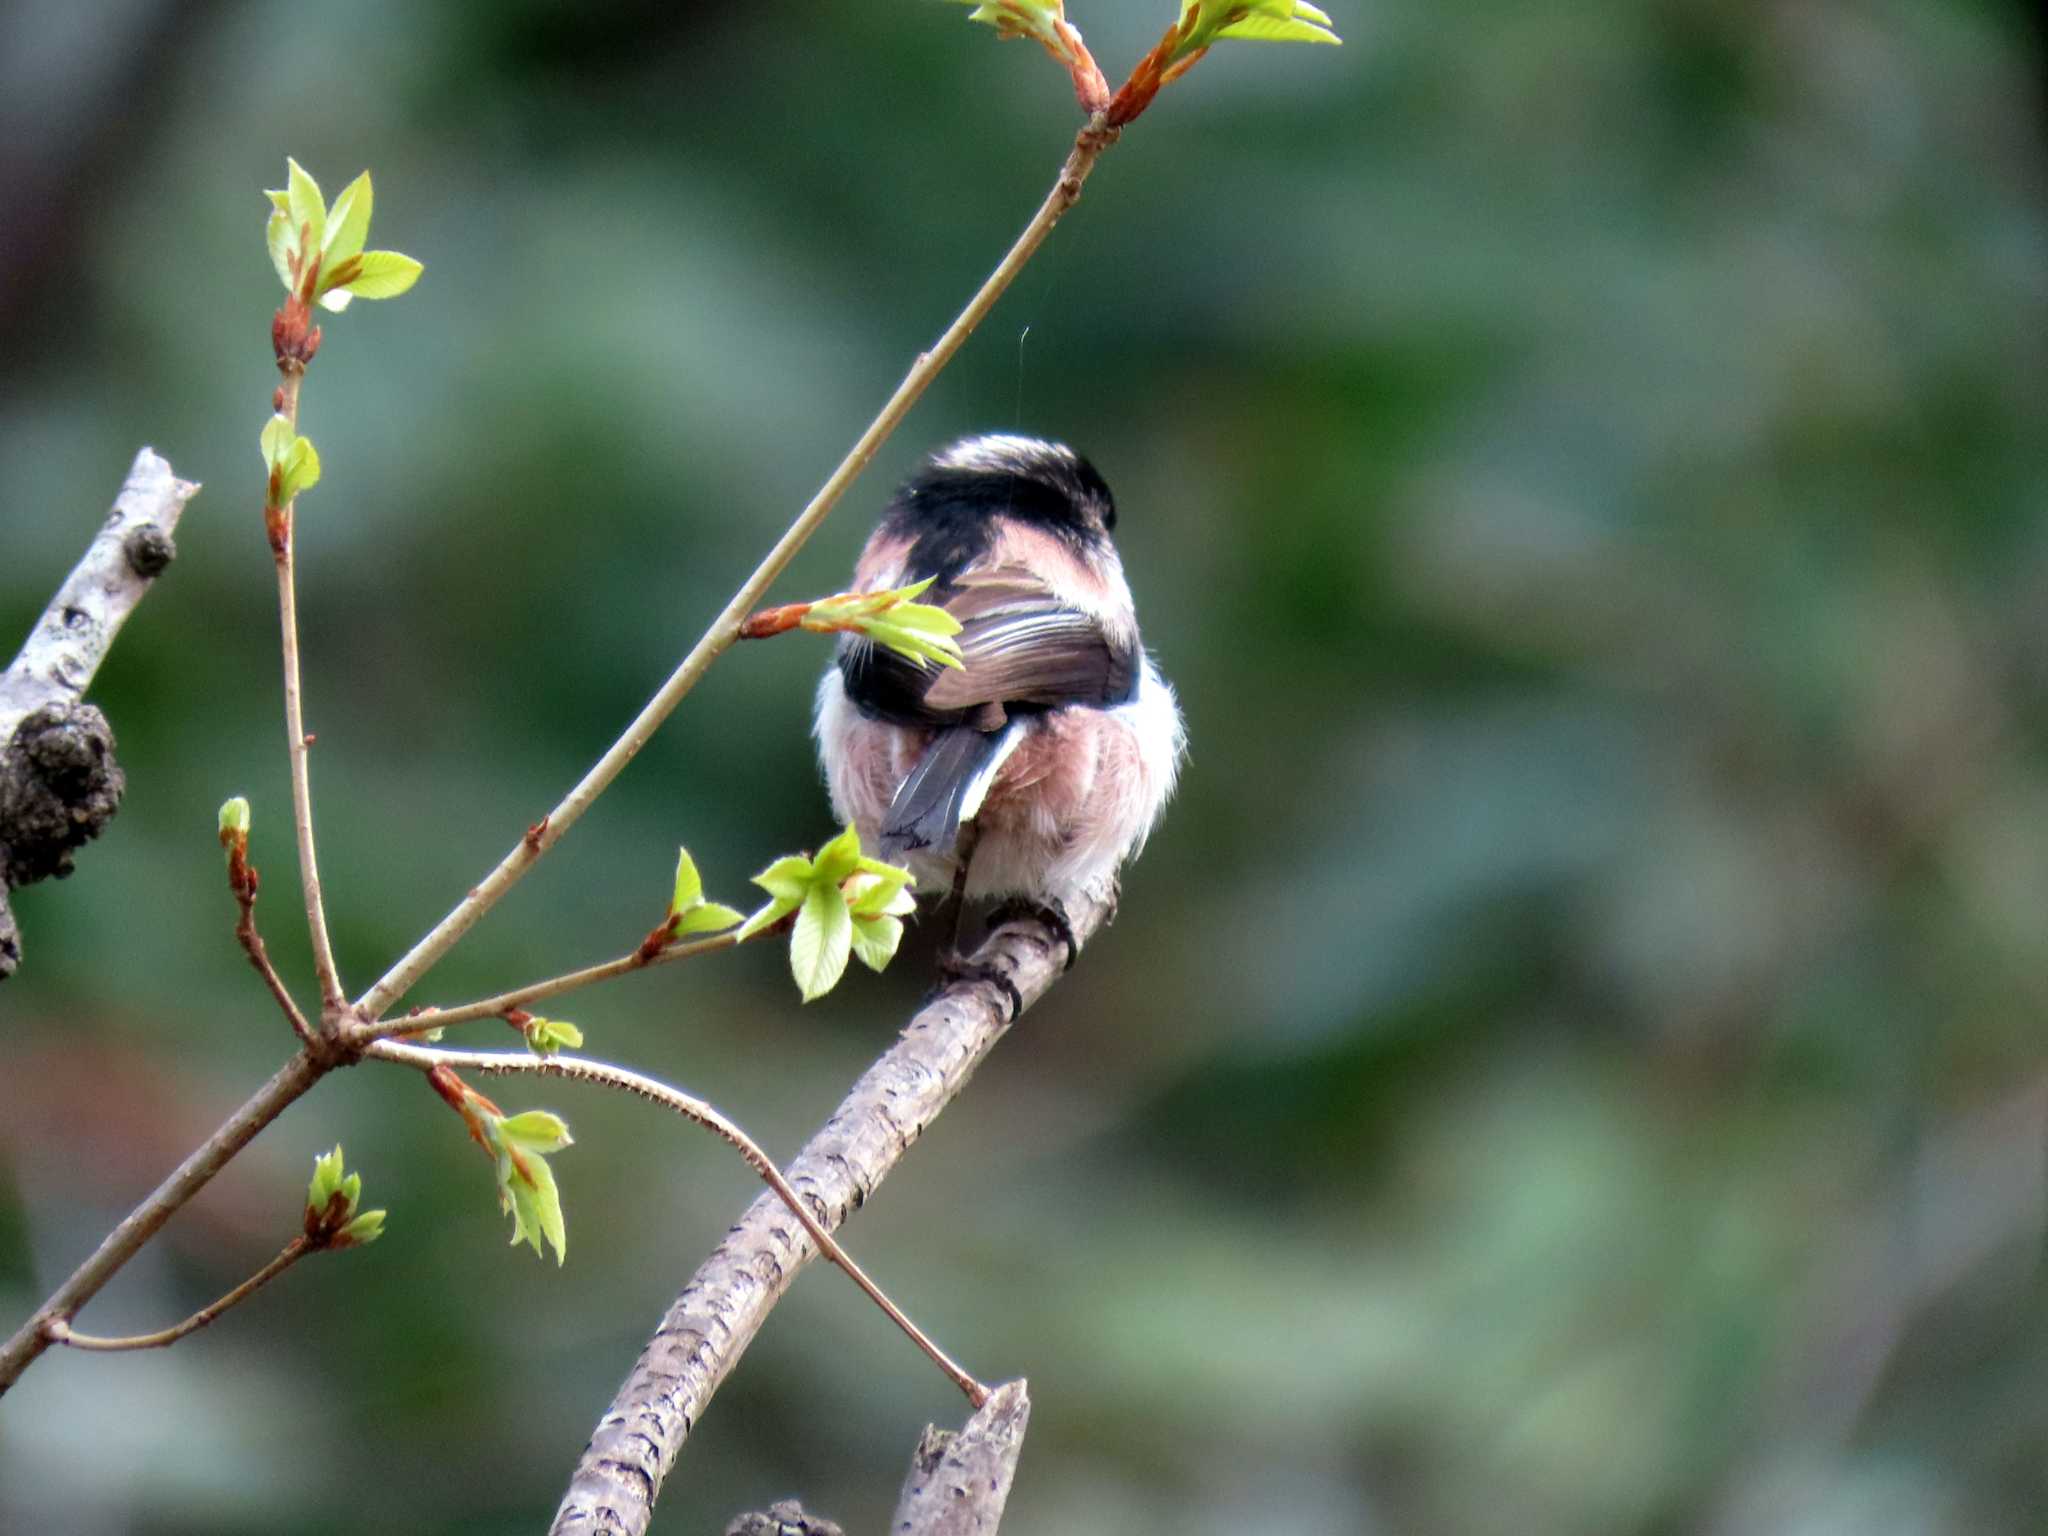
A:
841;565;1137;730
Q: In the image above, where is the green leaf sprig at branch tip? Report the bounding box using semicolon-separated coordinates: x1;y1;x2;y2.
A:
739;577;965;671
739;824;919;1003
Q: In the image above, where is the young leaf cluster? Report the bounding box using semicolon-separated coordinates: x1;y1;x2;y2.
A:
738;825;919;1002
305;1146;386;1249
1170;0;1340;60
520;1016;585;1057
217;796;251;855
805;578;965;672
949;0;1085;68
260;414;320;512
950;0;1340;125
666;847;747;939
266;159;422;313
487;1110;573;1264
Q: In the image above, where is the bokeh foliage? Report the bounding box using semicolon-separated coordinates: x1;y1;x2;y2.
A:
2;1;2045;1532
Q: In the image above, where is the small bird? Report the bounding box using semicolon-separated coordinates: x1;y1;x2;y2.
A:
814;434;1185;959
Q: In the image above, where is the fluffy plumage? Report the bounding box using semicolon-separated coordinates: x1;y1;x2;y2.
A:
814;434;1185;904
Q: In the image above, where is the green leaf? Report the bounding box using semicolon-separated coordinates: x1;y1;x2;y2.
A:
260;413;294;469
338;1209;387;1247
266;208;295;292
307;1145;348;1214
523;1017;584;1057
497;1109;574;1153
861;619;965;671
849;911;904;972
673;901;746;936
341;250;422;300
813;822;864;886
750;854;815;904
803;581;964;671
737;893;801;941
670;846;704;915
1175;0;1341;59
280;435;321;501
285;157;325;261
845;863;916;918
322;171;372;266
790;882;853;1002
948;0;1076;62
218;796;251;841
1216;11;1342;43
883;601;963;637
498;1144;567;1264
847;876;913;913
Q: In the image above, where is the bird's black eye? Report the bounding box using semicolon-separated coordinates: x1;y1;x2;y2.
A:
1102;502;1117;532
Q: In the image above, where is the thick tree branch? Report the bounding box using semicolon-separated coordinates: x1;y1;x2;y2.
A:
548;891;1113;1536
1;448;197;978
0;447;195;732
892;1378;1032;1536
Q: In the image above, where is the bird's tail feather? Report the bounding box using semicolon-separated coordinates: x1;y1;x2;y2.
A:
881;723;1025;860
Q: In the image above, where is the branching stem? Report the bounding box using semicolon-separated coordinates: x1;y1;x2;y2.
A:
353;930;746;1046
368;1039;989;1405
354;116;1121;1023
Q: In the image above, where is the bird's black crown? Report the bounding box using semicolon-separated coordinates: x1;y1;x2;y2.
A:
880;435;1118;582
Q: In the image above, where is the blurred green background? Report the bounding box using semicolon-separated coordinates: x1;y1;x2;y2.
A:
4;0;2047;1531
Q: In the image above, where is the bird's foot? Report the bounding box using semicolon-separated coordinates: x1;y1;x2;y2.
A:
985;896;1078;972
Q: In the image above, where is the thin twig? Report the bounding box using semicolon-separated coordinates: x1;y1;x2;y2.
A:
275;546;343;1011
354;116;1121;1024
352;929;745;1046
0;1047;332;1393
45;1236;312;1353
272;367;345;1014
231;845;317;1045
550;893;1113;1536
366;1038;988;1404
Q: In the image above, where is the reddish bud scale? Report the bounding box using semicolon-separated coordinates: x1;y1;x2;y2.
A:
226;844;259;904
1053;19;1111;114
739;602;812;640
426;1064;502;1153
271;298;322;368
305;1190;353;1243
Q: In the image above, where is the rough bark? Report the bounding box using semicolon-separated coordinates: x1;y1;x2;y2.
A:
1;447;198;977
890;1378;1031;1536
550;891;1112;1536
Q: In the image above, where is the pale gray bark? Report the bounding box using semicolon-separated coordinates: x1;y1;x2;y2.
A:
890;1378;1031;1536
551;892;1111;1536
1;448;198;977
